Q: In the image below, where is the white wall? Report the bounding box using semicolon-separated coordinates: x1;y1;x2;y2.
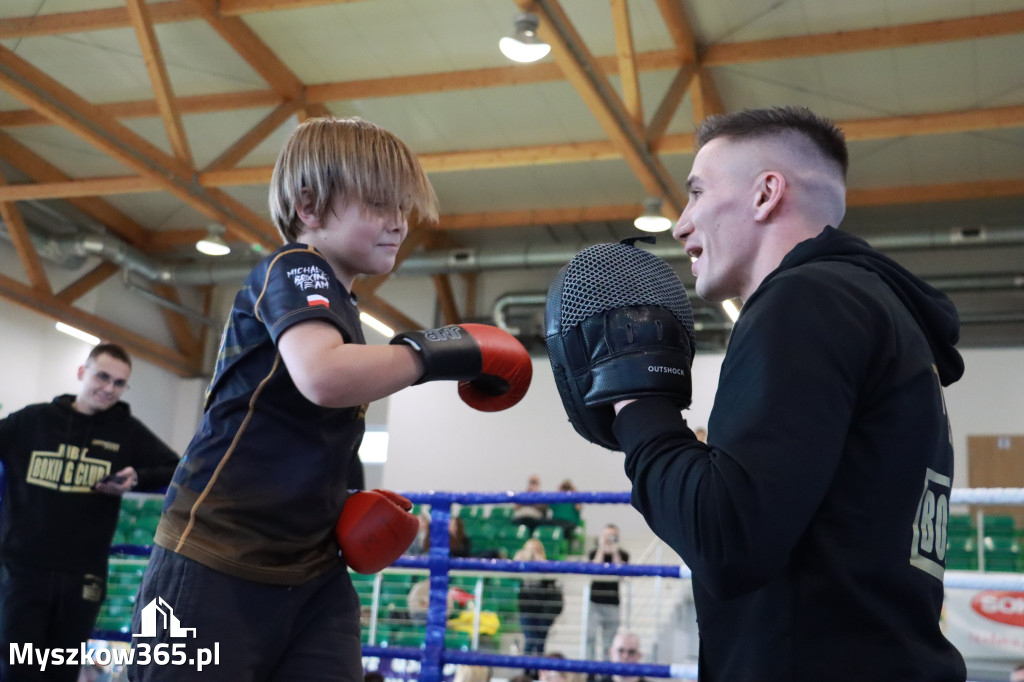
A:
384;353;740;548
385;349;1024;551
3;285;1021;551
0;297;201;454
944;348;1024;487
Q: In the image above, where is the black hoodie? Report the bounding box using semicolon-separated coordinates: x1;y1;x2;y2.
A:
615;227;966;681
0;395;179;575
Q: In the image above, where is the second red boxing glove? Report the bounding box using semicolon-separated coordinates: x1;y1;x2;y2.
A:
336;489;418;574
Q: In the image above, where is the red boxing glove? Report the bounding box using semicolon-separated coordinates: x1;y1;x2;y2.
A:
390;323;533;412
336;489;418;574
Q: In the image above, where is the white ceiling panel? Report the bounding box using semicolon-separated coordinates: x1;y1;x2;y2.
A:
0;0;1021;372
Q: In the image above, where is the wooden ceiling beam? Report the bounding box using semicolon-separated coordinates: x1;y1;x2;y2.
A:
185;0;305;101
203;100;301;173
0;272;202;377
847;178;1024;207
439;204;641;230
0;90;283;128
690;68;725;122
146;230;206;252
356;292;424;335
434;173;1024;230
152;283;202;359
0;132;150;246
0;176;164;202
525;0;686;213
218;0;370;13
55;262;120;303
1;8;1022;132
653;0;698;61
0;44;278;248
2;104;1023;205
647;64;696;144
701;10;1024;66
0;7;1018;100
0;2;197;39
126;0;193;166
0;170;51;294
610;0;643;128
432;275;461;325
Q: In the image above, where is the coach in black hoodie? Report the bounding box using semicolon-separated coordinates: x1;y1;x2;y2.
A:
0;342;178;682
612;107;966;681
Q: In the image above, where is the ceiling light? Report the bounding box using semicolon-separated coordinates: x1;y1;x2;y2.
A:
633;197;673;232
196;223;231;256
721;299;741;322
499;13;551;63
55;322;100;345
360;312;394;338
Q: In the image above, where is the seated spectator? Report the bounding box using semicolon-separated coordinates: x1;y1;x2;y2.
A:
406;512;471;557
594;630;646;682
449;517;472;558
453;665;491;682
586;525;629;661
406;509;431;555
515;540;563;660
537;652;583;682
513;474;549;531
544;479;582;536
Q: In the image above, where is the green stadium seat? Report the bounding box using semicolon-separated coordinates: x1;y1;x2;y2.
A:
129;527;155;546
497;524;532;557
483;577;520;621
458;505;486;520
982;515;1017;539
487;506;514;522
983;535;1021;572
379;573;413;609
140;497;164;517
947;514;974;533
445;630;472;650
382;623;425;648
533;525;568;560
946;534;979;570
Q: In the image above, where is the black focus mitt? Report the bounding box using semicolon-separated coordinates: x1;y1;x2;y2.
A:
544;238;696;450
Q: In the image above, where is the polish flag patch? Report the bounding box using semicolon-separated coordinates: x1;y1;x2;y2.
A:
307;294;329;308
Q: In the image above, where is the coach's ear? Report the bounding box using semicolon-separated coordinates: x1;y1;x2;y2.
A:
753;170;785;222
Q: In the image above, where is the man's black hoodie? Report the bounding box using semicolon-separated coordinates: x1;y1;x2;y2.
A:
615;227;967;681
0;395;179;575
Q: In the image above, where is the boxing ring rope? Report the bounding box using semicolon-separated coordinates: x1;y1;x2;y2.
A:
361;487;1024;682
85;486;1024;679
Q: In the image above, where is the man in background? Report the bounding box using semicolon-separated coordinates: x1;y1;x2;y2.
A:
596;630;646;682
586;524;629;661
0;342;179;681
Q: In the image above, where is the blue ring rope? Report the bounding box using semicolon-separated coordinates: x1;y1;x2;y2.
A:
93;487;1024;680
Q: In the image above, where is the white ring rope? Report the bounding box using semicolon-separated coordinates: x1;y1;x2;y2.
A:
950;487;1024;505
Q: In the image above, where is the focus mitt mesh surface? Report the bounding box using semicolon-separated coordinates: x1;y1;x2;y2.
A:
544;238;696;450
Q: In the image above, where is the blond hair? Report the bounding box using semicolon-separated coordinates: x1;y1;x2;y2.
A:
269;117;438;242
514;538;547;561
453;665;491;682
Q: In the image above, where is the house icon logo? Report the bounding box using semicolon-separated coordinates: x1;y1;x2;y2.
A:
133;597;197;638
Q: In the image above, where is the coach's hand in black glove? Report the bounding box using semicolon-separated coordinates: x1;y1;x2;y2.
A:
546;239;696;450
582;303;693;411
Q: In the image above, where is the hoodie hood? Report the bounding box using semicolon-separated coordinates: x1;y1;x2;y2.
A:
778;226;964;386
